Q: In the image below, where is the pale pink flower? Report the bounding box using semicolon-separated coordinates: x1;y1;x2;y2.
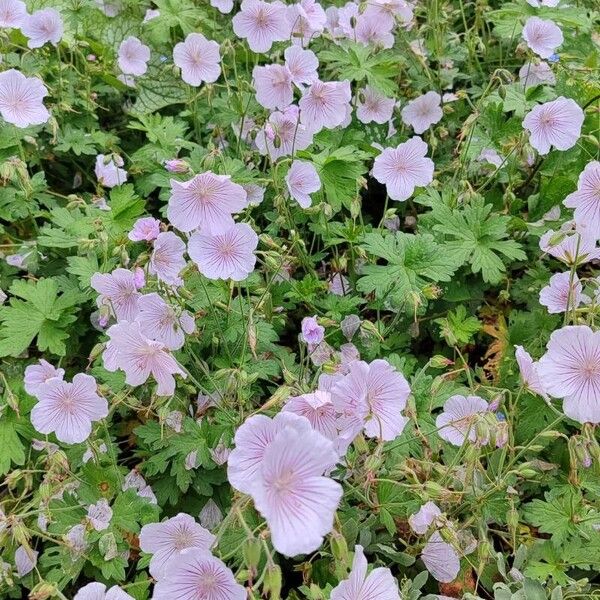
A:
103;320;186;396
523;97;584;155
123;470;157;504
284;45;318;87
287;0;327;44
164;158;189;173
117;36;150;76
211;0;234;12
255;106;314;159
243;183;265;206
30;374;108;444
74;583;134;600
522;17;563;58
87;499;113;531
330;544;400;600
299;80;352;133
188;222;258;281
0;69;49;128
0;0;26;28
421;531;460;583
136;293;195;350
227;412;313;494
539;271;588;314
95;154;127;188
251;422;342;556
539;227;600;265
515;345;549;400
15;546;37;577
232;0;291;53
117;73;136;88
128;217;160;242
477;148;503;168
91;268;141;322
21;8;63;48
365;0;413;27
329;273;350;296
373;137;435;201
409;501;442;535
332;359;410;442
355;12;395;49
519;61;555;88
152;548;246;600
564;162;600;236
286;160;321;208
24;359;65;397
538;326;600;423
167;172;247;234
149;231;186;286
139;513;215;579
301;315;324;344
283;390;337;440
143;8;160;21
95;0;121;17
253;64;294;110
357;87;395;125
435;395;489;446
401;91;443;134
173;33;221;87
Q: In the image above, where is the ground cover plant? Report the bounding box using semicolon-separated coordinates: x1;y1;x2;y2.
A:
0;0;599;598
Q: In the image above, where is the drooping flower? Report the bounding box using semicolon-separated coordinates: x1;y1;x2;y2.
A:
539;227;600;265
103;320;187;396
227;412;313;494
0;0;26;28
199;499;223;530
284;45;319;87
243;183;265;206
251;421;343;556
211;0;234;13
21;8;63;48
117;36;150;76
522;17;563;58
0;69;50;128
287;0;327;44
95;0;121;17
136;293;195;350
357;86;395;125
15;546;37;577
299;80;352;133
372;137;435;202
173;33;221;87
74;583;135;600
95;154;128;188
152;548;246;600
167;172;247;234
128;217;161;242
87;499;113;531
515;345;549;400
252;64;294;110
164;158;189;173
409;501;442;535
332;359;410;442
143;7;160;21
123;470;157;504
30;374;108;444
285;160;321;208
522;97;584;155
519;61;556;88
139;513;215;579
539;271;588;314
435;395;489;446
188;223;258;281
301;315;324;345
330;545;400;600
149;231;187;287
421;531;460;583
477;148;503;168
401;91;443;134
563;162;600;236
91;268;141;322
538;326;600;423
232;0;291;53
24;359;65;397
255;106;314;160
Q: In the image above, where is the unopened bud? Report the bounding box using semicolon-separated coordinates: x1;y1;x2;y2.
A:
243;537;262;571
263;563;282;600
330;530;349;564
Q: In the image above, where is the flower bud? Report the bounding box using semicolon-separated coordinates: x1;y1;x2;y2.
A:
330;530;349;564
243;537;262;571
263;563;282;600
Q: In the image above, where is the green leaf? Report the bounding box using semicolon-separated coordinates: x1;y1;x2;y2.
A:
0;411;26;475
435;305;481;346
